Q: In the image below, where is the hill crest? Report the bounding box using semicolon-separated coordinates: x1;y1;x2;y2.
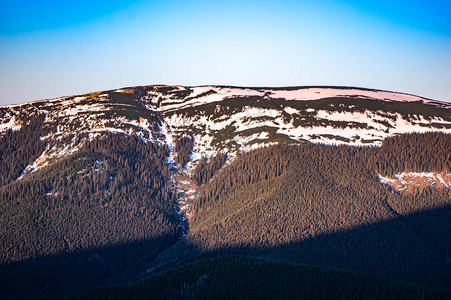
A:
1;84;450;175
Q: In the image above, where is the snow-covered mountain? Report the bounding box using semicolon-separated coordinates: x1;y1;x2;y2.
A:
1;85;450;174
1;85;451;299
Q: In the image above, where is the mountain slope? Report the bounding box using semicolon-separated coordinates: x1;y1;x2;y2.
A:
74;256;451;300
0;85;450;298
1;85;450;174
0;133;183;299
144;137;450;289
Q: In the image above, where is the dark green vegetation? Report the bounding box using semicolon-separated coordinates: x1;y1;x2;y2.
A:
0;132;182;299
74;256;451;300
192;152;227;185
0;114;47;186
83;132;450;299
0;114;450;299
162;133;449;290
174;135;194;168
376;132;451;175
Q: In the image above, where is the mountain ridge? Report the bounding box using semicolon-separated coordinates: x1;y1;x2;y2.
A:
1;84;450;178
2;84;447;108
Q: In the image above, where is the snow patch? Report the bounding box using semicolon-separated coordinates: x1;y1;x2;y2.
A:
284;107;299;115
267;88;434;103
378;172;451;192
0;115;21;133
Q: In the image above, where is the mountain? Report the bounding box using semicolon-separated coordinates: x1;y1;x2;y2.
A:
1;85;450;173
0;85;450;299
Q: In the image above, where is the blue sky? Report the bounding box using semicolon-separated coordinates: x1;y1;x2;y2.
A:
1;0;450;104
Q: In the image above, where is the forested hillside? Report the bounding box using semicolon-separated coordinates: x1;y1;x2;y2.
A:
375;132;451;175
142;133;451;291
0;132;182;299
76;256;451;300
1;129;450;299
0;84;450;299
0;114;47;186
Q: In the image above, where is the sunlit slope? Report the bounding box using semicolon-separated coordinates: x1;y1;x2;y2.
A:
1;85;450;175
178;134;451;287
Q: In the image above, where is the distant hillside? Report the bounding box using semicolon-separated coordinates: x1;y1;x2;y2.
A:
0;85;450;298
1;85;450;175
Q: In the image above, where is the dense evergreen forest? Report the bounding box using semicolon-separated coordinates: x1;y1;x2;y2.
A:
375;132;451;175
75;256;451;300
0;132;182;298
192;152;228;185
0;128;449;298
149;132;451;290
0;114;47;186
174;135;194;168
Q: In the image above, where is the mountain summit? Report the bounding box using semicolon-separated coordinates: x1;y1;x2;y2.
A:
1;85;450;174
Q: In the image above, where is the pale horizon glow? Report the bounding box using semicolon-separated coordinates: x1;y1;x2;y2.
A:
1;0;450;105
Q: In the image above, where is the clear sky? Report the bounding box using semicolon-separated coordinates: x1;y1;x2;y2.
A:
1;0;450;105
